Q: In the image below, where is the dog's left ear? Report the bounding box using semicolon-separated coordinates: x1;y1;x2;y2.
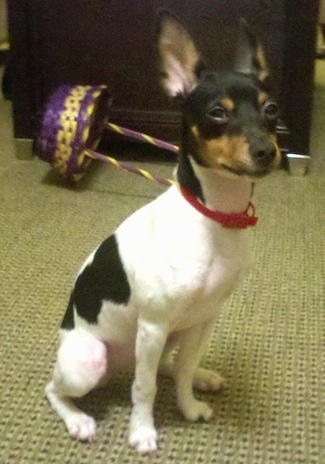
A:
233;19;269;81
157;11;201;97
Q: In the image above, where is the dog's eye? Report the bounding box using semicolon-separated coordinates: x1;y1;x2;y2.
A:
262;101;279;121
207;106;229;124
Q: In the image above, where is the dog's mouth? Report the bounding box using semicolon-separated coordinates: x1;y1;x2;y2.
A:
219;163;276;179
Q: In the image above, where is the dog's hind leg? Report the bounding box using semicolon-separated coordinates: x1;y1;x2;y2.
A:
45;329;107;442
159;331;226;393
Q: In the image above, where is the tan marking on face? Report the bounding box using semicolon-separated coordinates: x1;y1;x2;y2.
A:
219;98;234;111
201;135;250;169
191;125;250;168
191;125;281;175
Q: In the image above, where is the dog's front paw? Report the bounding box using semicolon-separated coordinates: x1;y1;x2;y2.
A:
66;412;97;442
193;368;227;392
180;399;215;422
129;426;158;454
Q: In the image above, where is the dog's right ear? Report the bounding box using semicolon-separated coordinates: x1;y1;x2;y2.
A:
157;11;201;97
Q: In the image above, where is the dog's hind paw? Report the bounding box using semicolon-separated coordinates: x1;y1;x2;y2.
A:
66;412;97;442
129;426;158;454
180;398;215;422
193;368;227;392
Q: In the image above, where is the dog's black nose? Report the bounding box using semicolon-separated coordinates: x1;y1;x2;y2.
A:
252;140;276;165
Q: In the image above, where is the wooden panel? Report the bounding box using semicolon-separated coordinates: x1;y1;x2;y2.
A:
281;0;319;154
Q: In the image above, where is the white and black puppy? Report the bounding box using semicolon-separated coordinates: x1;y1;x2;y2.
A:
45;12;280;454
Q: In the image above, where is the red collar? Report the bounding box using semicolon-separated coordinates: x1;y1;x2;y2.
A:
180;186;258;229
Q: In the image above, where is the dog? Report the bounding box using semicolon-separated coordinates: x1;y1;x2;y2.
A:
45;12;281;454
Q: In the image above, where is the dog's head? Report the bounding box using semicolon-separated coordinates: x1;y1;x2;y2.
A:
157;12;281;180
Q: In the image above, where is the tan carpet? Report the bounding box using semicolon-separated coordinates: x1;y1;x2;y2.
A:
0;63;324;463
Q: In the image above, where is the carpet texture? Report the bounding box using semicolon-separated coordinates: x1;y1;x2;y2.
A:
0;63;324;463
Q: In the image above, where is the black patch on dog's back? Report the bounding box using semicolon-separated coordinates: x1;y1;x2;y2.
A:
63;234;131;326
61;294;75;330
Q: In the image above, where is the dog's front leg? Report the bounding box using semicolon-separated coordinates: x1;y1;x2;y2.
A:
175;318;216;422
129;318;168;454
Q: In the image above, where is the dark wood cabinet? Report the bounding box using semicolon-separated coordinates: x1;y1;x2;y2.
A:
7;0;319;159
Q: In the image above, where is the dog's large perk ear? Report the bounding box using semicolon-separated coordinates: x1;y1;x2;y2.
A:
233;19;269;81
157;12;201;97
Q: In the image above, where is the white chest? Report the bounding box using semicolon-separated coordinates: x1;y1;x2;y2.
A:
163;233;250;329
117;193;252;330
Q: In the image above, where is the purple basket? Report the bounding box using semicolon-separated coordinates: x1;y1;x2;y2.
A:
39;85;111;181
